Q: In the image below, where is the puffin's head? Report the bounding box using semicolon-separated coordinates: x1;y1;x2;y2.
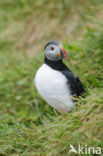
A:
44;40;69;61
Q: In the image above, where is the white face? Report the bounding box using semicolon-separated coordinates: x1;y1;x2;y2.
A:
45;44;63;61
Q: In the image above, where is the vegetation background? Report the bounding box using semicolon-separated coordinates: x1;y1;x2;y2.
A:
0;0;103;155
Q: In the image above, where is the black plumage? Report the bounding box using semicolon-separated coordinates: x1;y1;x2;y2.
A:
44;57;85;97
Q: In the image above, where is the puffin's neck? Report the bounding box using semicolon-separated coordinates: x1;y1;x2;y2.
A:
44;57;65;71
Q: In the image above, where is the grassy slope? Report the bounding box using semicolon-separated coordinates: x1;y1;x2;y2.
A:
0;1;103;156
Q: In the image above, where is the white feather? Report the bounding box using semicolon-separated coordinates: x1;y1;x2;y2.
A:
35;64;75;112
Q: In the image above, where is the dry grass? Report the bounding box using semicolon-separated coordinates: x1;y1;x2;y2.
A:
0;0;102;55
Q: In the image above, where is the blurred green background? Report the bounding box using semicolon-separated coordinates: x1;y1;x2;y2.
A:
0;0;103;155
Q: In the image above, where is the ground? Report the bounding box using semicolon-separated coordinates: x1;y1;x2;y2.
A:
0;1;103;156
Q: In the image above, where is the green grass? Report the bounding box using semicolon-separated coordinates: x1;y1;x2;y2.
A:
0;28;103;155
0;0;103;156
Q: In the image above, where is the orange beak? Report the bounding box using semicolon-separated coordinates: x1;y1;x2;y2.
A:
59;46;69;59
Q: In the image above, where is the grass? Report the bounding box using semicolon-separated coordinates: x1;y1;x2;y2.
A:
0;0;102;54
0;0;103;156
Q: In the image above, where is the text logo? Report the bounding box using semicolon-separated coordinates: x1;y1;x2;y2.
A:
69;144;101;155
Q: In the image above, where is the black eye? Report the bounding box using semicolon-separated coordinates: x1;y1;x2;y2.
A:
51;46;54;50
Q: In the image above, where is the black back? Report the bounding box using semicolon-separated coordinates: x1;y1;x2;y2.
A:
44;57;85;97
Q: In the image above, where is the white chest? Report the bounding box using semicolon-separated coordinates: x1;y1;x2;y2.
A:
35;64;74;112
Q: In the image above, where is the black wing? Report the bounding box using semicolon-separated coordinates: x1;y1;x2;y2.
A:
62;66;85;97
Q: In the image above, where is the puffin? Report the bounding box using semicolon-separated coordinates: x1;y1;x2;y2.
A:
35;40;85;112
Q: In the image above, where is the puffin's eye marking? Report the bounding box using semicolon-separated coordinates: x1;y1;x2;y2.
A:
50;47;54;50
